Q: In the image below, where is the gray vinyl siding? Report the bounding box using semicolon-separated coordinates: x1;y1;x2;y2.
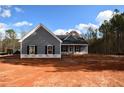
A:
22;26;61;54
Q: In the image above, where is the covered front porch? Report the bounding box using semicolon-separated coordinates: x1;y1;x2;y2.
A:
61;44;88;55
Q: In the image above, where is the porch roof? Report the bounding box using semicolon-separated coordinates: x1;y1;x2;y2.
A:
56;35;88;44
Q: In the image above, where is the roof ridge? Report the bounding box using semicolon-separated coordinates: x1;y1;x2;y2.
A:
19;24;62;43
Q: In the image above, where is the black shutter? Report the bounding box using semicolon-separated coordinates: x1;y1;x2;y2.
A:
53;46;55;54
27;45;29;54
45;46;47;54
35;46;37;54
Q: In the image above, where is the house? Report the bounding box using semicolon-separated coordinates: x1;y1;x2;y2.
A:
19;24;88;58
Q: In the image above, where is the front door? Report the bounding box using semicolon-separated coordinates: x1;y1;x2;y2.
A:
69;45;73;53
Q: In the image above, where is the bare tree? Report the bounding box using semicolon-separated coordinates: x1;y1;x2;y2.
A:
4;29;17;53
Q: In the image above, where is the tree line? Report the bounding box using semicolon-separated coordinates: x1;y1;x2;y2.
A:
0;29;20;54
87;9;124;55
1;9;124;55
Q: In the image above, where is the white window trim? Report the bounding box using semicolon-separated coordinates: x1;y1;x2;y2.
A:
47;45;53;54
29;45;36;55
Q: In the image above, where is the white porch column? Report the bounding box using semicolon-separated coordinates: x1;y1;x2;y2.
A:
73;45;75;53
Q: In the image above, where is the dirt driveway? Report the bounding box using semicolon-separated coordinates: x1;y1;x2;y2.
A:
0;55;124;87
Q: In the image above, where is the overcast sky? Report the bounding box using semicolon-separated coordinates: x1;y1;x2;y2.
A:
0;5;124;38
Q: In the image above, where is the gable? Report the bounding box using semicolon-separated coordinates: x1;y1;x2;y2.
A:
56;35;67;41
19;24;62;43
57;34;88;44
64;35;77;41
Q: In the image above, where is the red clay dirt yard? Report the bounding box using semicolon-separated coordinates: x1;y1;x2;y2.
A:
0;55;124;87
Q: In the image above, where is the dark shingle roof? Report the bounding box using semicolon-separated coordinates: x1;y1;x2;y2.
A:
56;35;88;44
56;35;67;41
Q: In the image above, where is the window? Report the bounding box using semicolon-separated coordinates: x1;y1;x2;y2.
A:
47;45;53;54
62;46;68;52
28;45;36;54
75;45;80;52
